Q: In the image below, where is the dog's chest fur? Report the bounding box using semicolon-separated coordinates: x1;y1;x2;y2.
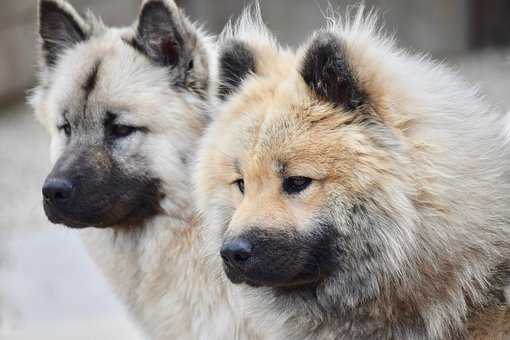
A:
80;217;258;340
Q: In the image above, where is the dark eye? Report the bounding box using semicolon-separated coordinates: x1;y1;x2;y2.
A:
283;176;312;194
234;179;245;194
111;124;137;138
58;123;71;137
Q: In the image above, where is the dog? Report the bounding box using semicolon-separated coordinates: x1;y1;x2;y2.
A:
194;8;510;339
30;0;259;338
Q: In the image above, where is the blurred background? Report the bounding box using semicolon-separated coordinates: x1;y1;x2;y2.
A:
0;0;509;339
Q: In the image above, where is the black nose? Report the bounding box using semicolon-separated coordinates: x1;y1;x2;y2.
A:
42;178;74;202
220;238;253;269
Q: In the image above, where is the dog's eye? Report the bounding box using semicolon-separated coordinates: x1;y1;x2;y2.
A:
111;124;137;138
283;176;312;194
234;179;245;194
58;123;71;137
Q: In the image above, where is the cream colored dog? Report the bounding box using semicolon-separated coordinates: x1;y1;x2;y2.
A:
195;8;510;340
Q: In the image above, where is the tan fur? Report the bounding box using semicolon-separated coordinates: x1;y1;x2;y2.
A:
195;8;510;340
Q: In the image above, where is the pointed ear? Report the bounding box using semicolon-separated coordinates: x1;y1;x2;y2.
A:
300;32;365;110
217;40;256;100
38;0;88;68
135;0;197;69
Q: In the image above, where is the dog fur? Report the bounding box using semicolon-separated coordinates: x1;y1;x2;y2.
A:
30;0;259;339
194;8;510;340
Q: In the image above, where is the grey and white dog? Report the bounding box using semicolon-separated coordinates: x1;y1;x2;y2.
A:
30;0;258;339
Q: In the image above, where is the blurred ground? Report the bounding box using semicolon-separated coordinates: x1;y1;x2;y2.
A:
0;50;508;339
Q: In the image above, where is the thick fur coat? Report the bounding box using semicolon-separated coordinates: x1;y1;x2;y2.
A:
30;0;258;339
194;8;510;340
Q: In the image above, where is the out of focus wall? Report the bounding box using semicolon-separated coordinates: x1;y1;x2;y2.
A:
182;0;510;54
0;0;138;104
1;0;509;105
183;0;471;53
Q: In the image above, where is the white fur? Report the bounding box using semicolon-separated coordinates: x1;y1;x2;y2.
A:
30;1;261;339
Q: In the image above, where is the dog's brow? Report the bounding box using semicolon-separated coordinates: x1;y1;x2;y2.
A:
83;60;101;100
275;160;286;176
234;159;241;174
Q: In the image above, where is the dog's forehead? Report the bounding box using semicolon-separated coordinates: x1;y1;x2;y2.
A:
233;103;307;153
223;97;353;178
47;30;169;121
219;113;296;175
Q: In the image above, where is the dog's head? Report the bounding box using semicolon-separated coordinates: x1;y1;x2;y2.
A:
195;8;510;340
31;0;214;229
195;12;424;303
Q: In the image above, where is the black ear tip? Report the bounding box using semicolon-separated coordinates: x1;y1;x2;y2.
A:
218;40;256;100
39;0;60;18
39;0;73;15
312;32;340;49
220;40;256;71
303;32;343;69
301;31;365;110
306;33;343;68
139;0;170;18
38;0;87;67
39;0;82;30
142;0;165;5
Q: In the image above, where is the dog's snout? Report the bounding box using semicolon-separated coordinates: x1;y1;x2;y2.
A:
43;177;74;203
221;238;253;268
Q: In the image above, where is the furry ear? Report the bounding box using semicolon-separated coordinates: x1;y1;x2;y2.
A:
135;0;196;69
301;32;365;110
217;40;256;100
38;0;88;68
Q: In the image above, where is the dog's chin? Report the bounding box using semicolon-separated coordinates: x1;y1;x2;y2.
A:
43;201;161;229
45;211;117;229
245;277;321;290
224;265;321;289
223;265;247;284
